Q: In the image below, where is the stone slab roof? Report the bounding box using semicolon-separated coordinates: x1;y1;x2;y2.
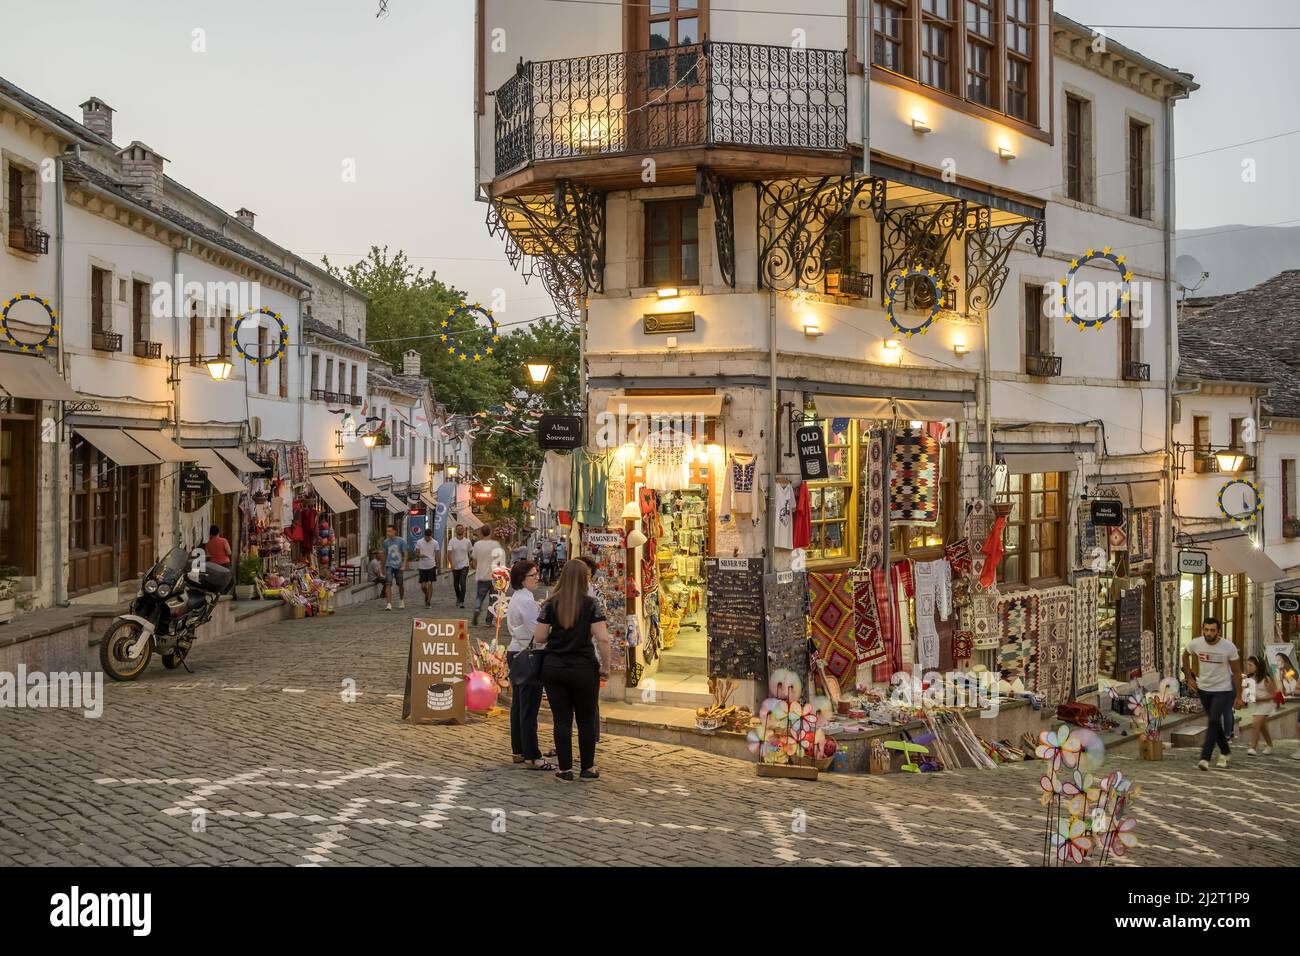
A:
302;315;376;355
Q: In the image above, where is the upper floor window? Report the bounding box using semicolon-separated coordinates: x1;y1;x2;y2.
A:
257;326;268;394
6;158;42;253
1005;0;1035;120
1128;119;1151;219
647;0;701;49
218;307;231;361
871;0;908;73
919;0;954;93
1065;94;1086;201
965;0;996;106
91;267;111;335
1023;283;1054;374
1192;415;1210;453
644;198;699;287
132;279;150;344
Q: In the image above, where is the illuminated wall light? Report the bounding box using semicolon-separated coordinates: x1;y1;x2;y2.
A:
910;116;932;134
997;144;1016;161
953;338;970;356
882;338;902;362
803;320;823;337
657;287;679;299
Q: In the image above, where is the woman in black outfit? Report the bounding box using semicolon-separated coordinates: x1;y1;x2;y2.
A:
534;558;611;780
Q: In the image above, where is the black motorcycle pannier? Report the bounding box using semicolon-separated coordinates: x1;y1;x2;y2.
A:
192;563;234;594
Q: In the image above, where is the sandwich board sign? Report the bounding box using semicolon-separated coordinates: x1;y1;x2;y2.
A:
402;619;468;724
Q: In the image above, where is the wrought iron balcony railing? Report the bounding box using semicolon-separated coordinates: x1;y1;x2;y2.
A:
826;269;873;299
311;388;343;404
132;340;162;359
1025;352;1062;377
9;225;49;255
495;41;848;175
1122;361;1151;382
91;330;122;353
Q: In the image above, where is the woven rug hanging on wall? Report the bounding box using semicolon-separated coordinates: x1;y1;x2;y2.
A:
1156;575;1181;678
809;572;857;686
964;499;996;592
862;428;888;570
889;427;940;526
1073;573;1101;697
850;569;888;670
997;591;1040;683
967;591;1000;649
1033;585;1076;710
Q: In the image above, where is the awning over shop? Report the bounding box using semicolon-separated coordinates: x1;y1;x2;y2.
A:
457;509;484;530
605;394;723;417
311;474;358;514
420;493;439;511
1201;534;1287;583
381;491;408;515
126;429;196;463
341;470;383;496
1112;480;1162;509
75;427;160;466
812;394;966;421
215;447;261;473
0;352;77;401
186;448;246;495
1002;452;1077;475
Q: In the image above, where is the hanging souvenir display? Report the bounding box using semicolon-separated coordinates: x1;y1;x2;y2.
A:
763;571;809;690
809;572;857;689
850;569;888;672
889;426;940;526
580;527;628;671
861;427;888;569
1073;573;1102;698
1033;586;1076;710
912;559;952;671
720;453;762;526
704;558;767;681
997;591;1040;684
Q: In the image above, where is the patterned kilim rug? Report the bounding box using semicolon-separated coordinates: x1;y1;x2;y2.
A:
997;591;1040;683
1073;573;1101;697
1141;628;1157;676
968;591;1000;649
851;569;888;669
809;572;857;686
964;499;996;592
1156;575;1180;678
1034;585;1076;710
862;428;888;569
889;427;940;526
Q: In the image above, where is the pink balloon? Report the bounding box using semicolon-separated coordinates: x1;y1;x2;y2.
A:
465;671;498;712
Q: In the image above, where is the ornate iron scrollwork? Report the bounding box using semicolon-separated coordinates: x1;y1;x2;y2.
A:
964;217;1047;313
486;179;606;319
757;176;875;291
697;169;736;289
877;200;968;307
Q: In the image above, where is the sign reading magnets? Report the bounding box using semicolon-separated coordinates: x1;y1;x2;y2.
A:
1059;247;1133;330
1217;477;1263;523
1;294;59;352
884;265;944;337
231;307;289;365
439;302;500;363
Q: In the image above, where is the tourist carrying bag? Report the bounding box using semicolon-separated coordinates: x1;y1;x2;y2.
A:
509;643;545;688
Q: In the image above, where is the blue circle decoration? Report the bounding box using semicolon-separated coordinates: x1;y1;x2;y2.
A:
1217;478;1262;523
231;308;289;366
884;265;943;337
439;302;500;363
1059;247;1133;330
1;293;58;352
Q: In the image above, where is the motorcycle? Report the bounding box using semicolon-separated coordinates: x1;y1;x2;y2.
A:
99;547;233;681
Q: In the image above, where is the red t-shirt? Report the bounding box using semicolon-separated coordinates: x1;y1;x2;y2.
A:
205;536;232;567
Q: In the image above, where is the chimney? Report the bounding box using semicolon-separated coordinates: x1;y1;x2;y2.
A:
403;349;422;376
117;141;168;206
79;97;114;141
235;207;256;230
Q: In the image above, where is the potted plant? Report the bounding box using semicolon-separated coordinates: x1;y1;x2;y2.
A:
0;566;28;624
235;557;261;601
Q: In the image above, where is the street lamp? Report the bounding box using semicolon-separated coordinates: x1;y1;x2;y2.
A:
446;464;459;479
1215;449;1246;473
524;357;553;387
168;354;237;384
361;433;378;449
204;358;234;381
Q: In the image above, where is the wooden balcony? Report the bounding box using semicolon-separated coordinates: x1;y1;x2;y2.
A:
132;340;162;360
492;41;850;195
1025;353;1062;377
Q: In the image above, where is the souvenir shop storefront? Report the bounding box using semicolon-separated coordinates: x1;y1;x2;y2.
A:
1178;531;1285;659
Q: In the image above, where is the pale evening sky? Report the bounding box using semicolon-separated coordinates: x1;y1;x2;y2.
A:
7;0;1298;315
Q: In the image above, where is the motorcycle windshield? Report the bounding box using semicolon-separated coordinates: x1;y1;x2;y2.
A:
149;548;190;583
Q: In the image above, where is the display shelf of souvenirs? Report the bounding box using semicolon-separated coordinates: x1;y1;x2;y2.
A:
273;564;339;618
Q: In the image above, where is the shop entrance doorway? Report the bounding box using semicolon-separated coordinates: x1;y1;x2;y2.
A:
653;485;710;684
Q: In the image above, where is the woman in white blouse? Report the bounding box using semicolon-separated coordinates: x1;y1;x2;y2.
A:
506;561;552;769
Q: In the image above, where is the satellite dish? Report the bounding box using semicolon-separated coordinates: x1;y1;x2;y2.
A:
1175;254;1209;293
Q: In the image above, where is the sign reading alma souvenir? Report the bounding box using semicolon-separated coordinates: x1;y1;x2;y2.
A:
796;423;829;482
1090;498;1125;527
538;415;583;449
402;619;468;725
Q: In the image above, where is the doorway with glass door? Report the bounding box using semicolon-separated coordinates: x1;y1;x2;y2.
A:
626;0;707;152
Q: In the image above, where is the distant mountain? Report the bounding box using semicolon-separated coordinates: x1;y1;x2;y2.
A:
1176;224;1300;296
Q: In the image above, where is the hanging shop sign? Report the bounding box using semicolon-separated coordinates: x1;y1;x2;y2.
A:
179;466;208;494
1059;247;1133;330
643;312;696;334
1275;594;1300;614
1178;550;1209;575
585;531;624;549
538;414;583;449
439;302;500;363
402;619;468;725
796;423;829;481
1090;498;1125;527
1;293;58;352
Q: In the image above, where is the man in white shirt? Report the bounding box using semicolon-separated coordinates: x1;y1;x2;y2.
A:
1182;616;1243;770
413;528;441;609
470;526;506;626
446;525;472;608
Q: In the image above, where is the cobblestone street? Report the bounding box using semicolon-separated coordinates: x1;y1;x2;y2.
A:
2;576;1297;867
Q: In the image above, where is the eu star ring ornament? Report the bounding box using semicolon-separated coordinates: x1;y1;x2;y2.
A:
231;307;289;366
1;293;58;352
1059;247;1133;331
439;302;500;363
884;265;944;337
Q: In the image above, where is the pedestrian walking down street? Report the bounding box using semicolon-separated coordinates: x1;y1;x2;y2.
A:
533;559;611;781
470;526;506;626
506;560;553;770
1182;616;1242;770
368;551;385;599
447;525;471;608
414;527;441;609
1242;655;1278;756
382;525;408;611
